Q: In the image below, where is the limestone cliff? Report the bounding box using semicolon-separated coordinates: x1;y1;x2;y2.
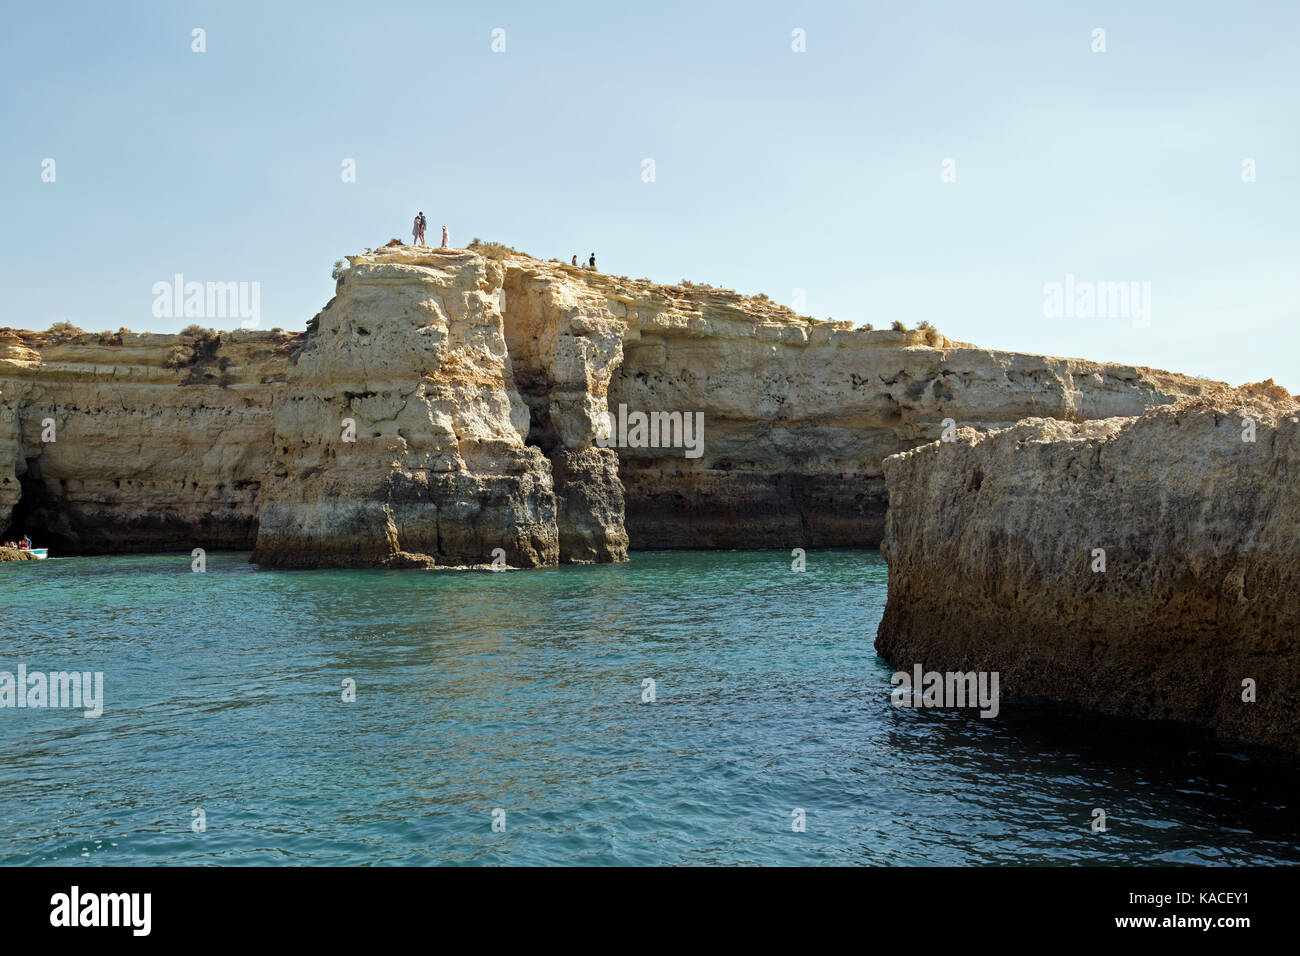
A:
0;244;1223;565
490;250;1221;550
250;249;560;568
0;327;290;554
875;393;1300;753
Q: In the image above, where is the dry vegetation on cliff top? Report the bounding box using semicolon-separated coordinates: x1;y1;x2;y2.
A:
6;246;1294;402
3;242;935;345
376;238;932;337
0;325;302;354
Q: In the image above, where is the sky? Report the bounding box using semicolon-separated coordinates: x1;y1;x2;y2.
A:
1;1;1297;389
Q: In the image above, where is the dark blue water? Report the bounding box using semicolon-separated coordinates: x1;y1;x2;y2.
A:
1;550;1296;865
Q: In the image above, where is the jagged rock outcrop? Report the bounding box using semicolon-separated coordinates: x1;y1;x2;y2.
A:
875;393;1300;753
500;258;628;562
0;243;1230;566
250;249;560;568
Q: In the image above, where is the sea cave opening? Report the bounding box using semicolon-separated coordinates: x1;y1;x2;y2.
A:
5;458;63;550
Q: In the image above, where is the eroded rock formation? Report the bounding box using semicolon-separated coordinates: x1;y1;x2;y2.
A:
0;243;1224;567
489;249;1222;552
250;250;559;568
0;328;288;554
875;393;1300;752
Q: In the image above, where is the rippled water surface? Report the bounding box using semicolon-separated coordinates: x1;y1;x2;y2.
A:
1;550;1296;865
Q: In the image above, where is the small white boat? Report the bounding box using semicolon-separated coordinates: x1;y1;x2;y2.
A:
23;548;48;560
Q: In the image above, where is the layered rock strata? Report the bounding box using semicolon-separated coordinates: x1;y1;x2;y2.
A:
0;327;289;554
875;394;1300;752
492;251;1222;551
0;244;1227;566
249;250;560;568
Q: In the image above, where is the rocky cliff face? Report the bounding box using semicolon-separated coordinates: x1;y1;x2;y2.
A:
0;327;290;554
250;249;560;568
609;310;1220;550
0;244;1221;565
875;392;1300;753
491;250;1220;551
500;258;628;563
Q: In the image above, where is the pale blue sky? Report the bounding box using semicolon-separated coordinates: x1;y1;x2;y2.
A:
2;1;1297;388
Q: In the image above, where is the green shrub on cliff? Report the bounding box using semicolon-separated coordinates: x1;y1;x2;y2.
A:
163;345;191;369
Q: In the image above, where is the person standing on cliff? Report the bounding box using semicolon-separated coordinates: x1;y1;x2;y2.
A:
588;253;596;271
571;255;578;267
412;213;421;246
418;212;428;245
441;225;449;249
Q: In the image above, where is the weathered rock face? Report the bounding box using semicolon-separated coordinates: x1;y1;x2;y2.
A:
0;328;290;554
499;259;628;563
875;395;1300;753
491;254;1222;551
0;244;1227;566
250;249;559;568
610;321;1219;550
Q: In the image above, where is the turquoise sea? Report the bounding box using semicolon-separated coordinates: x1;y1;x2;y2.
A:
1;550;1296;865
